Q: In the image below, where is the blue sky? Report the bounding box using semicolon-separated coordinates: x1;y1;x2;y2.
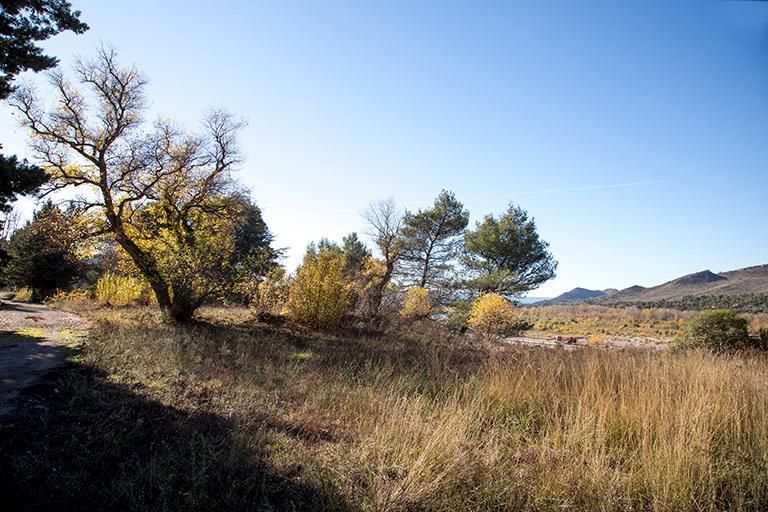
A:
1;0;766;296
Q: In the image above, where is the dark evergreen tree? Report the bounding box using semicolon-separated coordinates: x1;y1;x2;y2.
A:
399;190;469;290
463;203;557;297
4;201;85;299
341;232;370;276
229;193;280;272
0;0;88;98
0;0;88;227
0;153;46;212
223;193;281;303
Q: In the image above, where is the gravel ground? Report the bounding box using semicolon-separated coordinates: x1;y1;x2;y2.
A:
0;301;88;415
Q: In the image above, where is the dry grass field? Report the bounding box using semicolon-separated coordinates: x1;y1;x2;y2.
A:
2;304;768;511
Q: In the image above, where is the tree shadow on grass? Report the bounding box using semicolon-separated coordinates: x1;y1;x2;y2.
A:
162;317;501;410
184;316;490;372
0;361;352;512
0;310;491;512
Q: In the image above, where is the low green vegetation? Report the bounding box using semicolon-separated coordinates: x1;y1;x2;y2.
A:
675;309;764;352
14;326;44;338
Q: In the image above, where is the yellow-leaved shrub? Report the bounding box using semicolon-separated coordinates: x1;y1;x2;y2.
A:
13;287;33;302
46;288;92;304
353;257;387;316
95;272;147;306
287;248;355;329
468;292;518;335
401;286;431;318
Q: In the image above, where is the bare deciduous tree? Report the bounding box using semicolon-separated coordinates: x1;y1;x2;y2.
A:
361;198;402;316
10;47;257;321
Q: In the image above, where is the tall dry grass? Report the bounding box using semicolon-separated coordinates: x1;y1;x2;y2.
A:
95;272;148;306
12;287;33;302
340;349;768;510
11;306;768;510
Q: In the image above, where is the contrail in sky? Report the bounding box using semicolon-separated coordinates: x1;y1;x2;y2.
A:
397;177;691;208
467;170;767;201
520;176;697;196
387;170;766;210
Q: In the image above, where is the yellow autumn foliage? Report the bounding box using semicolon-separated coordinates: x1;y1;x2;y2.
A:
468;293;517;335
13;287;33;302
356;257;386;296
287;248;355;328
95;272;147;306
401;286;431;318
46;288;92;304
251;266;291;315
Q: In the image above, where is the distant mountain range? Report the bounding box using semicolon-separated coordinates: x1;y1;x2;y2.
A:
535;264;768;310
535;287;617;306
517;296;552;305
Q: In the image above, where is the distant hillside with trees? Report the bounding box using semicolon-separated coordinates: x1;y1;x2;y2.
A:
532;264;768;312
596;265;768;312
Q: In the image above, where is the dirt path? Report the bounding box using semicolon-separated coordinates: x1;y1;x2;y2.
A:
0;301;88;415
504;335;666;351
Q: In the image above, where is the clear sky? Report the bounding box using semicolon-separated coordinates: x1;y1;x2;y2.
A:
1;0;766;297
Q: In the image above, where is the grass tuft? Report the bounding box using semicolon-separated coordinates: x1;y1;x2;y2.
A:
13;287;33;302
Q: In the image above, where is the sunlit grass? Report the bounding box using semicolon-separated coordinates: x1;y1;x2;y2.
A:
15;327;44;338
